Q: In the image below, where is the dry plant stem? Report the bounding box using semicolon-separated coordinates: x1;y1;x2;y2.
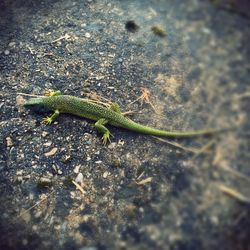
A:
128;87;157;113
128;95;143;106
136;177;153;185
224;92;250;103
136;171;145;180
83;98;111;108
192;138;217;159
18;190;55;218
72;180;86;195
17;93;43;97
27;46;34;54
51;33;71;43
221;164;250;182
140;87;157;112
86;91;113;105
152;136;198;153
218;184;250;204
122;110;137;116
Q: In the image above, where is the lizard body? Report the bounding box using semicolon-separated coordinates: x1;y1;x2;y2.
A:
24;91;216;144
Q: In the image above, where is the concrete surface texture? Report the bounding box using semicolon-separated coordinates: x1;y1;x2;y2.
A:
0;0;250;249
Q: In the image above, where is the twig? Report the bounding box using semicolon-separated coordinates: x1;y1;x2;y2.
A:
88;99;111;108
72;180;86;195
218;184;250;204
221;164;250;182
136;171;145;180
152;136;198;153
192;139;216;159
18;190;55;218
122;110;137;116
27;46;35;54
84;91;113;107
128;87;157;113
51;33;71;44
136;177;153;185
233;92;250;99
17;92;43;97
128;95;143;106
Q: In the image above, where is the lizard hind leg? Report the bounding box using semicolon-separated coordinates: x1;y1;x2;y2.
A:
94;118;113;145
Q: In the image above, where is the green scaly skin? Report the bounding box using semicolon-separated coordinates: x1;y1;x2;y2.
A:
24;91;217;144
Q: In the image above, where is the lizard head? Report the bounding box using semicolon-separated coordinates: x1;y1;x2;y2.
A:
24;97;50;113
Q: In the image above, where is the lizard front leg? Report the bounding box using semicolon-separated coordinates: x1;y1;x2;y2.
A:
44;90;62;97
42;110;60;124
94;118;113;145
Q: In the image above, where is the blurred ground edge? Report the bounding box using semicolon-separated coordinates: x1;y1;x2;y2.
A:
210;0;250;18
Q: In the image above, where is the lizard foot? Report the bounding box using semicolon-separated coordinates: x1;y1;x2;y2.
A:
41;117;53;125
102;131;113;145
44;90;61;97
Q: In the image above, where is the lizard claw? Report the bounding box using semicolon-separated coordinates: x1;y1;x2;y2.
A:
41;117;53;125
102;131;113;145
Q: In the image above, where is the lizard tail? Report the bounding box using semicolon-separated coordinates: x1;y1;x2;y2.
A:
121;120;217;137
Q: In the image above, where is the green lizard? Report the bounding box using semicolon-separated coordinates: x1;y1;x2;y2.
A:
24;90;217;144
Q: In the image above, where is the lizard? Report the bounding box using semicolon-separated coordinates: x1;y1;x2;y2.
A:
23;90;217;144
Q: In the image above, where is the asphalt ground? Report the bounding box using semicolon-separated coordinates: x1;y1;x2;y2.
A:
0;0;250;249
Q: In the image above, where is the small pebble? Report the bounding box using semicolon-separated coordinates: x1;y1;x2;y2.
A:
6;137;13;147
4;50;10;55
42;131;49;137
103;171;109;178
57;169;63;175
8;42;16;47
16;95;25;106
22;239;28;246
85;32;91;38
108;142;116;149
44;141;52;147
16;170;24;175
73;165;81;174
44;147;58;156
75;173;83;184
37;177;52;188
40;177;52;183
